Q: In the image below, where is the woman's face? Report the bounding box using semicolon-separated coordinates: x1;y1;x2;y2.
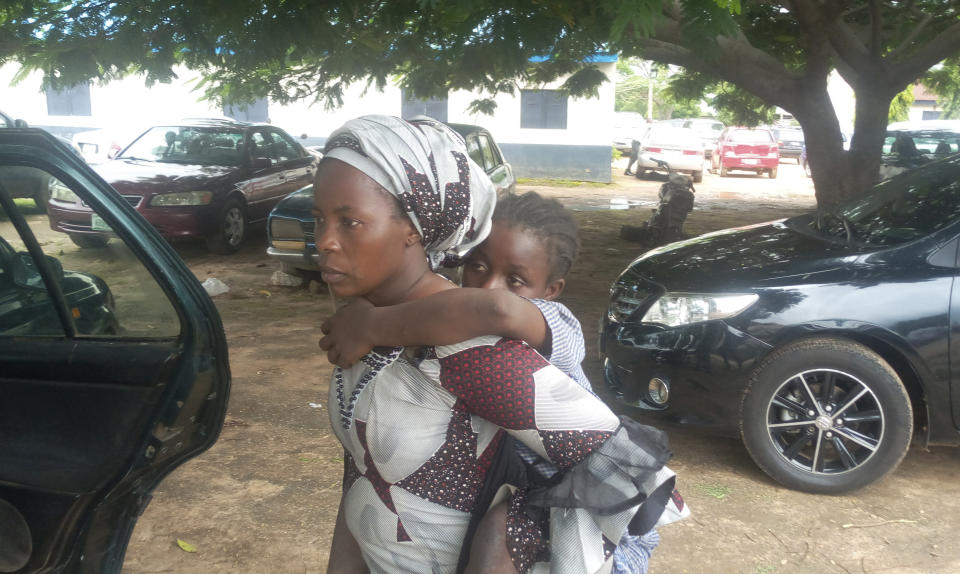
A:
312;159;419;300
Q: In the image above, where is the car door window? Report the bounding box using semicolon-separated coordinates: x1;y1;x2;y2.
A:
465;135;485;169
250;130;274;161
268;130;302;162
477;134;500;172
0;165;180;337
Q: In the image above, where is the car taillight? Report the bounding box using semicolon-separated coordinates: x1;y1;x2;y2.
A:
682;150;699;155
644;146;662;153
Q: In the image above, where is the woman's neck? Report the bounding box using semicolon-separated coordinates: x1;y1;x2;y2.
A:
367;266;454;307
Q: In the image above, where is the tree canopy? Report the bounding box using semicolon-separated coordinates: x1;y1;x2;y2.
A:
3;1;960;205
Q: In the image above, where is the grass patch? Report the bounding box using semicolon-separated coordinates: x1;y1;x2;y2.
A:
517;177;593;188
700;484;732;499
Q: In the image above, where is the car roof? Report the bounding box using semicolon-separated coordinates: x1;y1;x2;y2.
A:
887;120;960;132
445;122;492;139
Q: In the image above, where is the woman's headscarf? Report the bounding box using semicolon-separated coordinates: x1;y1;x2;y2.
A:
322;115;496;268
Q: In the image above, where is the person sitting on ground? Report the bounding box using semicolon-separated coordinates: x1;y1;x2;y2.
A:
320;190;688;574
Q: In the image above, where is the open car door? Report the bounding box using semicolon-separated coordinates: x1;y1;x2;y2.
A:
0;129;230;573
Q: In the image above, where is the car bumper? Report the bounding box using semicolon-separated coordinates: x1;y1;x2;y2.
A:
48;202;216;240
266;246;321;271
718;157;779;170
778;148;802;159
638;154;704;173
599;319;772;437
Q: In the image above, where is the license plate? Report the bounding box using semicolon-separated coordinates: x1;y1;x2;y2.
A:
90;213;112;232
743;158;758;165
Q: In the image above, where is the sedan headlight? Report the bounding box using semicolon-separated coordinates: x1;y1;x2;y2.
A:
269;218;306;249
641;293;758;327
150;191;213;206
49;179;79;203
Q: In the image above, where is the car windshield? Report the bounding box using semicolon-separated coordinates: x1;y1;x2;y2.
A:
729;130;773;144
802;154;960;246
119;126;245;166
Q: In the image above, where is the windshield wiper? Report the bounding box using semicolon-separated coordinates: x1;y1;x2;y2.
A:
120;156;155;162
815;212;857;245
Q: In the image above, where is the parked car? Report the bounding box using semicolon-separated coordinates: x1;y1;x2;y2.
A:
712;127;779;178
601;153;960;494
0;110;84;212
772;126;805;163
0;128;230;572
266;122;516;275
879;120;960;180
46;119;318;253
680;118;725;160
613;111;649;154
633;125;705;182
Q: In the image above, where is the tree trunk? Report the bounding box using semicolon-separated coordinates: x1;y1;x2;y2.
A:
790;85;894;209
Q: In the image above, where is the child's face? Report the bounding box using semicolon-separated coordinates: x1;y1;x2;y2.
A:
462;222;565;300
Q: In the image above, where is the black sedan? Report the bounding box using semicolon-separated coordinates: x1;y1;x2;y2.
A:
47;119;317;253
602;155;960;494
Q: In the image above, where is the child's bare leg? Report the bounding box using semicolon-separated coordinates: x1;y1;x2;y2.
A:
463;501;518;574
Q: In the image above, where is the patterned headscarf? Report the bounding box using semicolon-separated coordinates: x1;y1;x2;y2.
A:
323;115;496;268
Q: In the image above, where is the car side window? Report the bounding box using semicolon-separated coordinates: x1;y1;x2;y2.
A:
477;134;500;172
0;165;181;338
268;131;302;162
465;135;485;168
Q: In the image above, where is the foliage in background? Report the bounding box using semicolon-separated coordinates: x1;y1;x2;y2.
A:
888;86;915;123
923;57;960;119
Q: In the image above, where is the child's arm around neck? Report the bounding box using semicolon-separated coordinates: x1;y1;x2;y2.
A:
319;288;550;367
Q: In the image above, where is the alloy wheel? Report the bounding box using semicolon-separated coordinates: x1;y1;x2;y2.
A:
224;207;244;247
764;368;884;475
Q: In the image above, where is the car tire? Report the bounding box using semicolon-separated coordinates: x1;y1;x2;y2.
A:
768;167;778;179
740;338;913;494
692;170;703;183
70;234;109;249
719;165;729;177
206;197;246;254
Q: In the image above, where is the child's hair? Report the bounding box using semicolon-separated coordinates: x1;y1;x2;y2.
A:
492;191;580;281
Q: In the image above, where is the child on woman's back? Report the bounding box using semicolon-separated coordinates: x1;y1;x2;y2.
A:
320;191;683;573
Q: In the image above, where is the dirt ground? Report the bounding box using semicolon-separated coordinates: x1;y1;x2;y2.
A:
117;161;960;574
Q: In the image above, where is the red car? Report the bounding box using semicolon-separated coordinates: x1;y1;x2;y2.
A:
712;127;780;178
47;119;317;253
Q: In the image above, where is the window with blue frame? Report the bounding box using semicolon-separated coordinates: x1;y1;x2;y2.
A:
45;83;92;116
520;89;567;129
400;89;448;123
224;98;269;123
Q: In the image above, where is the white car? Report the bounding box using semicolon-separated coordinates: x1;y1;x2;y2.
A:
879;120;960;180
635;125;705;182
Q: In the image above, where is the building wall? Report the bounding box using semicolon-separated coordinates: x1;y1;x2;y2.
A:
2;61;616;182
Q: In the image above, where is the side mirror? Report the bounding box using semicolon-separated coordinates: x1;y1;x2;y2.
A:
250;157;274;170
14;119;28;128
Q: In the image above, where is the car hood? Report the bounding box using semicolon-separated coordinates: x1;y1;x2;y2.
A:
271;184;314;221
623;220;858;291
95;159;236;193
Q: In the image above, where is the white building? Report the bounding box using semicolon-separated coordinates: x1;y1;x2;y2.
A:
1;58;618;182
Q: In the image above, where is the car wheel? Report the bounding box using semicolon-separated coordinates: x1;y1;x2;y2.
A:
741;338;913;494
692;170;703;183
768;167;778;179
70;234;109;249
719;165;729;177
206;197;246;254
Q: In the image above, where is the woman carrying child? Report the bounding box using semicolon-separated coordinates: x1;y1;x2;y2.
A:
315;115;681;573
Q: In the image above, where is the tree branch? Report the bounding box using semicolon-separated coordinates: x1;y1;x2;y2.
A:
893;12;933;56
888;20;960;88
868;0;881;58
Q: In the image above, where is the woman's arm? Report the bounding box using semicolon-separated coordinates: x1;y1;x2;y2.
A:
319;289;549;367
326;496;369;574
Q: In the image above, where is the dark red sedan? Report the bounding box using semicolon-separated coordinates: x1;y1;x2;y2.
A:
47;119;317;253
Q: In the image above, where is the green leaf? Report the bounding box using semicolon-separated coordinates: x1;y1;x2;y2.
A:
177;539;198;553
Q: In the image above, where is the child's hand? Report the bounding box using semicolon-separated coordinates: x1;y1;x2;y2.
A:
319;298;378;367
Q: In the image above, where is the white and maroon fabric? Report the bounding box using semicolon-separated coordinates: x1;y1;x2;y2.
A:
329;335;675;573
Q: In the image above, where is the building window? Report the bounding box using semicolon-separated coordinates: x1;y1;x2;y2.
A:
401;89;448;123
923;110;943;120
224;98;269;123
520;89;567;129
46;83;92;116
